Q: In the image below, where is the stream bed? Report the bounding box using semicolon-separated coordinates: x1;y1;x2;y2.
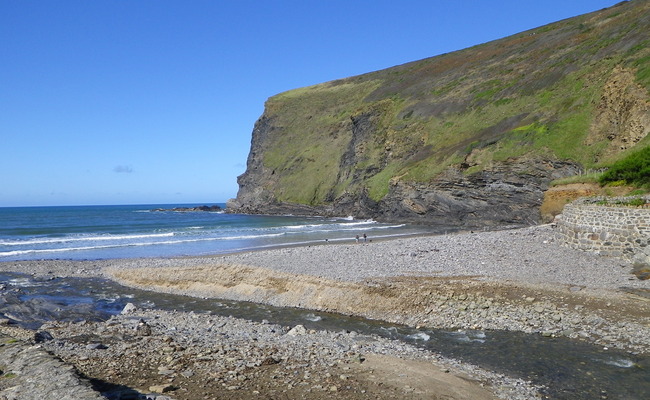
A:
0;272;648;400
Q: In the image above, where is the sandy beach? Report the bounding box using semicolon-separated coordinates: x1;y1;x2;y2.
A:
1;224;648;399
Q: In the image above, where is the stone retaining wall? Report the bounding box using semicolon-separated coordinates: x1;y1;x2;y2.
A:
556;196;650;264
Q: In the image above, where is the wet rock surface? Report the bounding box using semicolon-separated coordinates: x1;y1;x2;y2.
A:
0;333;105;400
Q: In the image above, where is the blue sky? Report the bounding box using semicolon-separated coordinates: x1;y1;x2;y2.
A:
0;0;621;207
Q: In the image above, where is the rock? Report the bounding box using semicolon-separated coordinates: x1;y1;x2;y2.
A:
260;356;280;365
136;319;152;336
632;264;650;280
350;354;365;363
33;330;54;343
157;367;175;376
121;302;137;314
86;343;108;350
287;325;307;336
148;383;175;393
0;332;106;399
152;205;221;212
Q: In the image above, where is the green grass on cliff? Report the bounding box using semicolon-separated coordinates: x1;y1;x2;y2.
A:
263;80;383;204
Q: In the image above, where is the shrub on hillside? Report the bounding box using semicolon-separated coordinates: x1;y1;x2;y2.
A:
599;146;650;188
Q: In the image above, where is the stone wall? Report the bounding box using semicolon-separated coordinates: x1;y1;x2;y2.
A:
556;196;650;264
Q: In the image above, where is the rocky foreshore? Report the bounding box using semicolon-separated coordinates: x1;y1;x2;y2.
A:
0;224;648;399
0;307;539;400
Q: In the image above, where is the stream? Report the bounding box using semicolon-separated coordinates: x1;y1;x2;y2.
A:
0;272;648;400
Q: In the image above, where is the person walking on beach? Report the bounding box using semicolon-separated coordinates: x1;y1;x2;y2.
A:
363;233;367;243
355;235;360;243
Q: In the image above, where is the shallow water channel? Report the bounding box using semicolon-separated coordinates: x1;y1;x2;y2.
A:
0;272;648;400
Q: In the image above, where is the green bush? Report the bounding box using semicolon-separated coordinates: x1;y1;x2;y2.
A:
599;146;650;187
596;197;647;207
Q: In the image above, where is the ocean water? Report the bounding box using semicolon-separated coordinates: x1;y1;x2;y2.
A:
0;204;446;261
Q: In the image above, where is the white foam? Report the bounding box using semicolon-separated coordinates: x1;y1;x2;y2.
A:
380;326;398;334
448;330;485;343
407;332;431;341
8;278;43;288
603;358;636;368
0;232;175;246
218;233;285;240
303;313;323;322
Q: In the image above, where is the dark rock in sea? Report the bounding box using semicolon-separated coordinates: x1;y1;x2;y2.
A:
152;205;222;212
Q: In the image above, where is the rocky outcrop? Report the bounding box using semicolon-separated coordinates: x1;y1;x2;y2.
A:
371;159;581;226
152;205;222;212
229;127;582;226
0;333;106;400
587;66;650;160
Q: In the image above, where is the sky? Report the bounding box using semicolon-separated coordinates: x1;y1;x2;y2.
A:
0;0;623;207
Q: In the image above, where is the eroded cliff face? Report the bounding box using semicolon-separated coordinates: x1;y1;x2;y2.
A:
230;130;580;226
374;159;581;226
228;0;650;227
229;110;582;226
588;66;650;159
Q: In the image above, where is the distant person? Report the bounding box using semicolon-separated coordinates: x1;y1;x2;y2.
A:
363;233;367;243
355;234;360;243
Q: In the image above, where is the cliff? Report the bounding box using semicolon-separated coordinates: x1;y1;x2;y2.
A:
229;0;650;227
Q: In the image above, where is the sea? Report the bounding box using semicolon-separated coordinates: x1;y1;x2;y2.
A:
0;204;450;261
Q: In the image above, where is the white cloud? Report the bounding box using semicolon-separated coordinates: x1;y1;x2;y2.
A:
113;165;134;173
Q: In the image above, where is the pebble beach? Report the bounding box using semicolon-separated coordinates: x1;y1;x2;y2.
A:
0;224;648;399
4;225;643;291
